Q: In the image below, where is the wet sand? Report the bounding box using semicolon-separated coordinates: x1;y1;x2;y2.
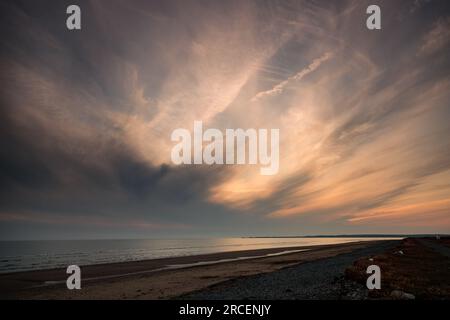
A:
0;240;399;299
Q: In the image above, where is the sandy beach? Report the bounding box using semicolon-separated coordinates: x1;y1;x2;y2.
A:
2;238;449;300
0;240;401;300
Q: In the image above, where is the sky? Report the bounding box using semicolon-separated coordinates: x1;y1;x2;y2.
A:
0;0;449;240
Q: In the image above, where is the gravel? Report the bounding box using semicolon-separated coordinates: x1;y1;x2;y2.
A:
418;239;450;258
180;241;398;300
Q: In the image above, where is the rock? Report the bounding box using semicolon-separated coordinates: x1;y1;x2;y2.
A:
390;290;415;300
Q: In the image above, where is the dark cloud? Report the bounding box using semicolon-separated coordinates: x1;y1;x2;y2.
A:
1;0;450;239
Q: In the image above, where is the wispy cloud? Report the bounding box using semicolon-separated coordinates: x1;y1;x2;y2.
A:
1;0;450;238
418;17;450;56
410;0;433;13
251;52;333;102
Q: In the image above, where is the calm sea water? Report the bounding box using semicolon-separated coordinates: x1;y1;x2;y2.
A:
0;237;399;273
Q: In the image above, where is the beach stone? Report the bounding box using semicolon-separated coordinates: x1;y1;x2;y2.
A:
390;290;415;300
180;241;397;300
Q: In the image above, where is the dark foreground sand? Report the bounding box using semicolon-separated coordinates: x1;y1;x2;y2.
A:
0;240;400;299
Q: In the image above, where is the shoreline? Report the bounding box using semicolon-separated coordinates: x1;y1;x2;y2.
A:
0;240;399;299
180;237;449;300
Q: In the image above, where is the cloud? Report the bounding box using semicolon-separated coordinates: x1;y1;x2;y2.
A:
418;17;450;56
251;52;333;102
1;0;450;238
0;212;190;230
410;0;433;13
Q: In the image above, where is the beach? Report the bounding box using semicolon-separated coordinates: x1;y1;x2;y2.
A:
2;238;449;300
0;239;404;300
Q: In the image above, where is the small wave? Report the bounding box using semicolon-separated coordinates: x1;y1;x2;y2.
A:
33;248;310;288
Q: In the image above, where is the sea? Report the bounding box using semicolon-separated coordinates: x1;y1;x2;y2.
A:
0;237;401;273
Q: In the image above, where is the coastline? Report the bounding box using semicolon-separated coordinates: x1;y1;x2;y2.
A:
0;240;399;299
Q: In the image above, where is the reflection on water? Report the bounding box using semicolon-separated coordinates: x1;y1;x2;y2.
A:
0;237;400;273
